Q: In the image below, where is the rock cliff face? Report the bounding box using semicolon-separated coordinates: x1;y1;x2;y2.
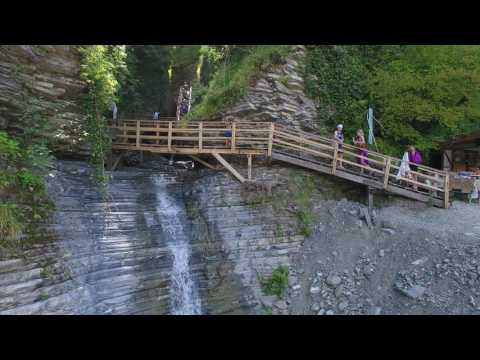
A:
219;45;318;131
0;160;314;314
0;45;86;153
183;165;306;314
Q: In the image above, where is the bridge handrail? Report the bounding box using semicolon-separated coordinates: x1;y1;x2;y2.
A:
108;119;450;207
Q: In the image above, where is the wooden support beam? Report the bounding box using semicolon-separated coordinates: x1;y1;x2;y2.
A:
247;154;252;180
444;173;450;209
156;122;160;145
136;120;140;148
231;122;236;151
384;157;392;189
199;122;203;151
111;154;122;171
212;152;246;183
168;122;172;151
268;123;274;157
367;186;374;216
106;154;113;170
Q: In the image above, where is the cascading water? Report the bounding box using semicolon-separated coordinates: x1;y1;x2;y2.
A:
151;174;202;315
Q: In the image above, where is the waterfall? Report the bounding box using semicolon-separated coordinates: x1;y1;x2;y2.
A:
151;174;202;315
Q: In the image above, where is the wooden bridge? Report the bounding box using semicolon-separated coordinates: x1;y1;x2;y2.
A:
108;119;451;208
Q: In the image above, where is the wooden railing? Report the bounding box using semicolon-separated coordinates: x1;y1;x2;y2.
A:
109;120;450;208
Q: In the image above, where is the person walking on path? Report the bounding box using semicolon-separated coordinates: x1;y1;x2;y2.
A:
334;124;345;169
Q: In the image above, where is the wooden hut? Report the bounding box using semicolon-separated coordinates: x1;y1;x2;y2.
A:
441;130;480;173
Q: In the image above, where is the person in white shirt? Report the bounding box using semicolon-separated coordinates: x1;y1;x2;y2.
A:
112;102;118;125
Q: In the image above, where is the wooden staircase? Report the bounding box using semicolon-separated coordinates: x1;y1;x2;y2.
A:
108;120;451;208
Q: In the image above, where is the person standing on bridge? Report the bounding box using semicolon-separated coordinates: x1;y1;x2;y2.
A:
153;111;159;120
408;145;423;190
334;124;345;169
112;102;118;126
354;128;369;172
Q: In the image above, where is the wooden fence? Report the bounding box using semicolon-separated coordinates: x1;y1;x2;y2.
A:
108;120;451;208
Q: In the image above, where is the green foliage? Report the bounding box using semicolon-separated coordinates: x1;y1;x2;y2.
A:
188;45;292;119
0;203;23;244
369;45;480;158
79;45;127;185
291;175;315;237
305;45;373;136
305;45;480;161
260;266;289;299
79;45;125;113
1;99;56;248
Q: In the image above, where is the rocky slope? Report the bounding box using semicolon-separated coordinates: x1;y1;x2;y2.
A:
288;199;480;315
217;45;318;131
0;45;86;153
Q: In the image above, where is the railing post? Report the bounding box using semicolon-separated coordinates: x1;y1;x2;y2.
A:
267;123;274;157
444;172;450;209
123;122;127;143
136;120;140;148
156;122;159;145
199;122;203;152
168;122;172;152
384;157;392;189
247;154;252;180
231;122;236;152
332;141;339;175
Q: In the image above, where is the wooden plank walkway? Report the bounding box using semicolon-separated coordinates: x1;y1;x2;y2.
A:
109;120;451;208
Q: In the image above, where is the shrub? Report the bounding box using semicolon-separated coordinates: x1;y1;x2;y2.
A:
260;265;289;299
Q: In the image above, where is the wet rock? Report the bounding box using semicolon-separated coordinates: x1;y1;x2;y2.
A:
310;286;321;295
326;274;342;287
274;300;288;310
334;285;344;298
338;301;348;311
261;296;278;308
412;257;428;266
381;220;398;230
395;283;427;300
311;303;320;312
382;228;395;235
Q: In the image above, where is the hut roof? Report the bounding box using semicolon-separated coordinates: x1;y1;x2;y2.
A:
441;130;480;149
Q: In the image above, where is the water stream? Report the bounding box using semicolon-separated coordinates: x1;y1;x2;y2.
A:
151;174;202;315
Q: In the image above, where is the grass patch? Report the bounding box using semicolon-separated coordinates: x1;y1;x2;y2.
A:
259;265;289;299
291;173;316;237
279;74;290;87
188;45;292;119
37;292;49;301
0;204;23;246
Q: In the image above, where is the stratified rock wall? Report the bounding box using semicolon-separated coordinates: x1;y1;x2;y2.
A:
185;166;305;314
0;45;86;153
220;45;318;131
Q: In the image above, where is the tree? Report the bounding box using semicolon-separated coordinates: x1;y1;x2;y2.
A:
369;45;480;158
